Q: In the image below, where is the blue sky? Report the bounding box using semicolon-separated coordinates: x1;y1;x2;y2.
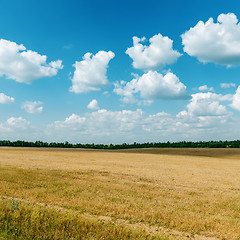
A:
0;0;240;143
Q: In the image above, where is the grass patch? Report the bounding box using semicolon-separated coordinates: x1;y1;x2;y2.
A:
0;199;168;240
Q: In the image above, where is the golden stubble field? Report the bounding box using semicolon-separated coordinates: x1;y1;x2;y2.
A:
0;147;240;239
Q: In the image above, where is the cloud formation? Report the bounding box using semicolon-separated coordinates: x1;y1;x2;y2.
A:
230;86;240;111
0;93;15;104
87;99;100;110
54;114;86;130
70;51;115;93
220;83;236;88
126;34;181;71
0;117;30;132
48;104;237;144
113;80;137;104
51;109;144;142
177;92;232;125
0;99;236;143
182;13;240;66
114;71;189;103
198;85;214;92
22;101;43;114
175;92;235;133
0;39;63;83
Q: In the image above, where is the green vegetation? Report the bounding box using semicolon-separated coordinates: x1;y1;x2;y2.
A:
0;139;240;149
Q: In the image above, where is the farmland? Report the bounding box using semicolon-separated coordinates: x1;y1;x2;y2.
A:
0;147;240;239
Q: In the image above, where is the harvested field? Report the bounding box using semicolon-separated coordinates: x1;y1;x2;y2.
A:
119;147;240;157
0;147;240;239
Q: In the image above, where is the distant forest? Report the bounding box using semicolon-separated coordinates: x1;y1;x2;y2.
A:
0;140;240;149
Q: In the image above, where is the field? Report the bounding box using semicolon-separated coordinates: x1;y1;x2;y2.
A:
0;147;240;239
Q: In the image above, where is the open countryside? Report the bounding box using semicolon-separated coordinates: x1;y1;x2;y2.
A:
1;147;240;239
2;1;240;239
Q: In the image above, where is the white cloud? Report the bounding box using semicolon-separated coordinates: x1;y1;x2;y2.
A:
220;83;236;88
175;92;236;134
0;117;30;132
143;112;175;132
0;117;41;141
0;93;15;104
0;109;236;144
6;117;29;129
87;99;100;110
137;71;189;99
182;13;240;66
177;92;231;123
50;109;144;142
176;114;232;133
0;39;63;83
54;114;86;130
88;109;143;134
141;100;154;106
70;51;115;93
113;80;137;104
22;101;43;114
230;86;240;111
198;85;208;91
198;85;214;92
114;71;189;103
126;34;181;71
1;96;234;143
47;105;238;144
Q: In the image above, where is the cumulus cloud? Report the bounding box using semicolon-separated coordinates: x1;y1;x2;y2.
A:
114;71;189;103
54;114;86;130
0;116;39;141
126;34;181;71
51;109;144;142
48;105;238;144
0;93;15;104
230;86;240;111
6;117;29;129
113;80;137;104
135;71;189;99
88;109;144;133
70;51;115;93
182;13;240;66
198;85;214;92
220;83;236;88
87;99;100;110
177;92;232;124
143;112;175;132
0;117;30;132
0;110;237;144
175;92;236;133
22;101;43;114
0;39;63;83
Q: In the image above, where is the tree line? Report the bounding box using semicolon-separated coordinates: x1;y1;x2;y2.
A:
0;140;240;149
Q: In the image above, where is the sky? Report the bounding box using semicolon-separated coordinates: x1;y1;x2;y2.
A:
0;0;240;144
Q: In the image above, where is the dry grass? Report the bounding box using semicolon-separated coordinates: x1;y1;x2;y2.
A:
0;147;240;239
0;198;163;240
